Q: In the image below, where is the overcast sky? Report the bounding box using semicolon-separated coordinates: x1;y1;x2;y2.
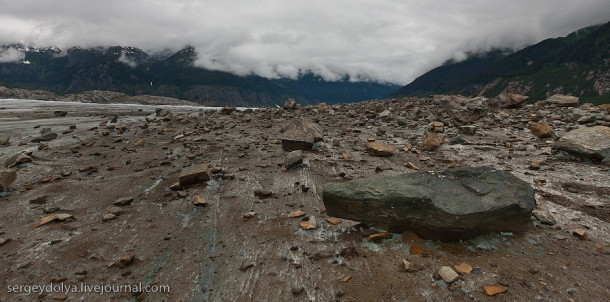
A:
1;0;609;85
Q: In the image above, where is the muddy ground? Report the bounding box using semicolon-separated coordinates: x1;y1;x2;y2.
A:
0;98;608;302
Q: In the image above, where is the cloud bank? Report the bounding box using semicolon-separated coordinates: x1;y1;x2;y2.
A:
1;0;609;84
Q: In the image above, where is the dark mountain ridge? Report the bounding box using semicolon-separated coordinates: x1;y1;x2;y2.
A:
0;44;398;106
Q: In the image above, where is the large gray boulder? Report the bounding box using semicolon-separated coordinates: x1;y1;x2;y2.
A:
546;94;579;107
437;95;489;123
323;167;536;240
554;126;610;160
280;118;323;151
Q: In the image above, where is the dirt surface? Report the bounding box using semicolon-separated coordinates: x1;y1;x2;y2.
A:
0;98;609;301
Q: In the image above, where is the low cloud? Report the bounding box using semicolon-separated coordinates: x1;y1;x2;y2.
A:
0;48;25;63
1;1;609;84
117;52;137;68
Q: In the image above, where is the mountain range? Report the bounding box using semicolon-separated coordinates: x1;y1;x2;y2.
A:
392;21;610;104
0;45;398;106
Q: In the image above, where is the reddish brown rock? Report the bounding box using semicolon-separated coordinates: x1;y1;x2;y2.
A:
365;142;395;157
421;133;444;151
530;122;554;138
179;163;211;186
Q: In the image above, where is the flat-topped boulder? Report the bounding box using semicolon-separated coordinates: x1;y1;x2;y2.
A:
323;166;536;240
280;118;323;151
554;126;610;160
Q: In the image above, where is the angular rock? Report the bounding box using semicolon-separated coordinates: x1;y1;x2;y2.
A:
421;133;444;151
530;122;554;139
573;229;588;240
497;93;529;108
284;98;299;110
327;217;342;225
5;153;32;168
220;106;236;115
0;137;9;146
459;126;477;135
323;167;536;240
289;210;306;218
438;95;489;123
102;213;117;222
554;126;610;160
113;197;133;207
155;108;171;117
1;169;17;192
193;195;207;206
53;110;68;117
438;266;459;283
300;216;317;230
484;285;508;296
179;163;211;186
454;263;473;274
31;132;58;143
284;150;304;170
115;253;136;268
280;119;323;151
546;94;579;107
365;142;395;157
367;232;392;242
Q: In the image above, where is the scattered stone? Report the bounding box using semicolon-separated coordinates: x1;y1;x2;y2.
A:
102;213;117;222
5;153;32;168
532;204;556;226
402;260;412;272
340;275;351;282
179;164;211;186
239;261;254;271
365;142;395;157
323;166;536;240
0;137;9;146
38;143;49;150
438;266;459;283
254;189;273;199
1;169;17;191
367;232;392;242
289;210;306;218
243;211;257;221
530;159;544;170
546;94;579;107
454;263;473;274
284;150;304;170
554;126;610;160
396;117;408;126
530;122;554;139
0;237;10;246
438;95;489;123
497;93;529;108
107;207;124;216
155;108;171;117
421;132;444;151
29;196;47;204
405;162;419;170
484;285;508;296
193;195;207;206
573;229;588;240
33;213;73;227
327;217;342;225
284;98;299;110
290;286;304;296
459;125;477;135
300;216;317;230
220;106;236;115
115;253;136;268
31;132;58;143
113;197;133;207
430;121;444;133
54;110;68;117
280;119;323;151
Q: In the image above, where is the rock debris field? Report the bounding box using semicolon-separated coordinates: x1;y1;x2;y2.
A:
0;95;609;301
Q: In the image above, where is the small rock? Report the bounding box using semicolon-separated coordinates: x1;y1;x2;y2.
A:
405;162;419;170
38;143;49;150
289;210;306;218
29;196;47;204
532;205;556;225
483;285;508;296
5;153;32;168
497;93;529;108
115;253;136;268
530;122;554;139
0;236;10;246
0;137;10;146
290;286;304;295
459;125;477;135
102;213;117;222
365;142;395;157
179;164;211;186
454;263;473;274
243;211;257;221
421;133;444;151
156;108;171;117
254;189;273;199
402;259;413;272
327;217;342;225
284;150;304;170
31;132;58;143
113;197;133;207
438;266;459;283
572;229;588;240
54;110;68;117
546;94;579;107
300;216;317;230
193;195;207;206
33;213;73;227
367;232;392;242
107;207;124;216
1;169;17;192
529;159;544;170
239;261;254;271
284;98;299;110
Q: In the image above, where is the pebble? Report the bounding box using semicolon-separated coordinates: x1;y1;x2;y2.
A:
438;266;459;283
